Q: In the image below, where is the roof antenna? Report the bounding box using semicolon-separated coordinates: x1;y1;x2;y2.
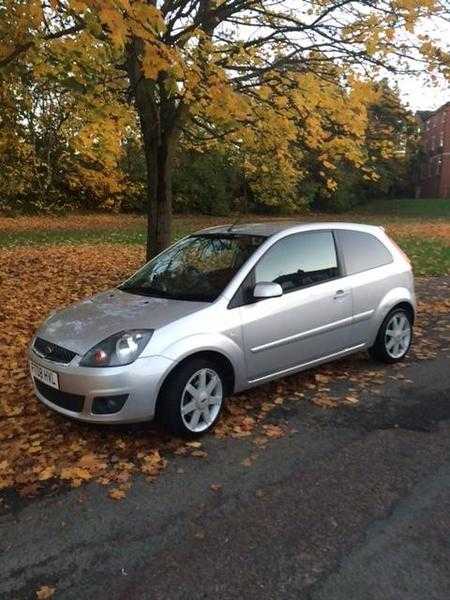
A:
227;213;243;232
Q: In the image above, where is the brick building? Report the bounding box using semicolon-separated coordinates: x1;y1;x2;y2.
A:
417;101;450;198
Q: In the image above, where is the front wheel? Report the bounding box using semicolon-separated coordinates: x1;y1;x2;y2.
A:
158;358;225;437
369;308;413;364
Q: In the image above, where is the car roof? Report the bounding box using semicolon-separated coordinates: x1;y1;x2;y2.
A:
196;221;383;237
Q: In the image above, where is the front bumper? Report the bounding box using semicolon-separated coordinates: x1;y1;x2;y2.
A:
29;348;174;424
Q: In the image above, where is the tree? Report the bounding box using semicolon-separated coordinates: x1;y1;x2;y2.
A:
1;0;449;257
362;80;419;198
0;27;134;212
302;79;418;210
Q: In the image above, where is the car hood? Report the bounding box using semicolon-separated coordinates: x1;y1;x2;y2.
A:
35;289;207;355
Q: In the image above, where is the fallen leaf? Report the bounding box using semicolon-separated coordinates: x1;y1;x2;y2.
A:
315;374;330;384
191;450;208;458
262;424;284;439
60;467;92;483
108;488;126;500
312;396;339;408
36;586;56;599
38;466;55;481
343;396;359;404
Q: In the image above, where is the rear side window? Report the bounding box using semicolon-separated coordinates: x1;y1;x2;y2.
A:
338;230;393;275
255;231;339;292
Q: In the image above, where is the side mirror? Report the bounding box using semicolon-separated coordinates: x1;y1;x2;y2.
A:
253;282;283;300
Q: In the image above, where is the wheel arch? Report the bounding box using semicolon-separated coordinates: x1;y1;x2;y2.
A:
367;287;415;348
390;300;415;324
154;350;236;420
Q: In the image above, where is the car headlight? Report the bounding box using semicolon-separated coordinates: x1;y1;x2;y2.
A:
80;330;154;367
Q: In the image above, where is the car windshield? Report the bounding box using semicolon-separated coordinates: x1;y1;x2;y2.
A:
119;233;265;302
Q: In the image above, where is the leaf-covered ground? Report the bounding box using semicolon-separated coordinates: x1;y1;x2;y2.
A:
0;212;449;275
1;243;449;502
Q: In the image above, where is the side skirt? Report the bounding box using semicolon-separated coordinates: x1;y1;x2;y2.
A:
245;343;367;387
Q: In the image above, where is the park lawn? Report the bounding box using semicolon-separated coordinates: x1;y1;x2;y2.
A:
0;199;449;276
396;237;450;277
357;197;450;219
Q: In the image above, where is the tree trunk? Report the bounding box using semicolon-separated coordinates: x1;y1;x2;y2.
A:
143;124;174;260
126;40;177;261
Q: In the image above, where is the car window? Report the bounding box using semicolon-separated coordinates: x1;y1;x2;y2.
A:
338;230;393;275
120;234;265;302
254;231;339;293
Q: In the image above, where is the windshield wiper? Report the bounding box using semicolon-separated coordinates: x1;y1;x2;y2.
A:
119;285;174;298
119;285;214;302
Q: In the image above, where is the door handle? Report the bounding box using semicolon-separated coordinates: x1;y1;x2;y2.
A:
334;289;348;300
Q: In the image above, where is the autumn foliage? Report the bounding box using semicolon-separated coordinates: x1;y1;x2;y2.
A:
1;0;449;256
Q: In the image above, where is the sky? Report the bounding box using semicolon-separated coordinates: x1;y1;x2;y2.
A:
396;15;449;112
397;75;449;112
281;1;449;113
217;1;449;113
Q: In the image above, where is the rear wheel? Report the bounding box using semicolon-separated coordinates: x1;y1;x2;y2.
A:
158;358;225;437
369;308;413;364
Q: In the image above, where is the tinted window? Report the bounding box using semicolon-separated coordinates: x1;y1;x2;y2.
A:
338;230;393;275
255;231;339;292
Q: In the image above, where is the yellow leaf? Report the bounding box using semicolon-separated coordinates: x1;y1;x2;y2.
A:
344;396;359;404
60;467;92;482
38;466;55;481
109;488;126;500
36;586;56;599
191;450;208;458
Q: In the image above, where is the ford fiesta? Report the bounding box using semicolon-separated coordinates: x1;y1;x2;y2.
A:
29;222;415;437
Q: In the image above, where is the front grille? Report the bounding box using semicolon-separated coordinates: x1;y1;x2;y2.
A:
35;379;84;413
34;337;77;364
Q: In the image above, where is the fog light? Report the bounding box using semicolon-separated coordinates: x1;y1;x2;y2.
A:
92;394;128;414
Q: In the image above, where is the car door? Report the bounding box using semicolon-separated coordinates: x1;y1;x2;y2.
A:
239;230;353;382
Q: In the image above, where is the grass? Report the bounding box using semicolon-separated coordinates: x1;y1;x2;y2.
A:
0;228;147;247
396;237;450;276
0;219;202;247
357;197;450;218
0;198;449;276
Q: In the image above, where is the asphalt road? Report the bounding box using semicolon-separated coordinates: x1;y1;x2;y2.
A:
1;278;450;600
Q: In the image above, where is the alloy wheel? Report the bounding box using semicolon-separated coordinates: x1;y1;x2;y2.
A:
180;368;223;433
384;313;411;359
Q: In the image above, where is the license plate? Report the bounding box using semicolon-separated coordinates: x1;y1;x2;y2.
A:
30;362;59;390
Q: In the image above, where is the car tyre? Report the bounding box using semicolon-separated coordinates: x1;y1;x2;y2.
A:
158;357;226;438
369;308;413;364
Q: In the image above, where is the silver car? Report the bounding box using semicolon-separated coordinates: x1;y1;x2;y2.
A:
29;222;415;437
